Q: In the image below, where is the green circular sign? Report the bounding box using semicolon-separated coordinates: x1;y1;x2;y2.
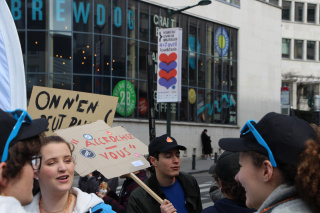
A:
113;80;136;116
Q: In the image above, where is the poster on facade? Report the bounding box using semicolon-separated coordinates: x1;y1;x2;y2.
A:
55;120;149;178
27;86;118;134
281;87;290;105
157;28;182;103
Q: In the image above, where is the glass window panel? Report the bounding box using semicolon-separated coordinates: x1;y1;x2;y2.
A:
27;0;48;29
182;50;188;86
49;0;72;31
139;42;148;80
73;0;92;32
150;44;157;82
73;33;93;74
214;58;222;90
94;0;111;34
198;20;206;54
49;74;72;90
138;81;148;119
197;89;205;122
94;76;110;95
49;32;72;89
73;75;92;92
307;41;315;60
206;56;213;90
112;0;125;36
188;87;197;122
179;87;188;121
160;8;177;28
26;74;46;100
128;0;138;39
282;1;291;21
94;34;111;76
222;60;230;92
112;37;126;77
128;39;138;79
202;89;214;123
198;54;205;88
295;2;304;22
181;14;188;50
229;28;237;60
27;31;47;73
189;17;197;87
230;0;240;6
213;92;222;124
7;0;26;29
269;0;279;6
294;40;303;59
207;22;214;56
230;61;237;93
307;4;316;23
229;94;237;124
139;2;149;42
282;38;290;58
150;5;159;44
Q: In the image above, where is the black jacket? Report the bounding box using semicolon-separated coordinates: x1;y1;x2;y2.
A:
127;172;202;213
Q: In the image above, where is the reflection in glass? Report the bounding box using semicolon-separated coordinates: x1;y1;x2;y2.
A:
128;39;138;79
27;0;48;29
112;0;125;36
27;31;47;74
128;0;138;38
49;0;72;31
282;1;291;21
139;42;148;80
295;2;303;22
73;33;93;74
94;0;111;34
94;35;111;76
214;58;221;90
94;76;110;95
112;37;126;77
26;74;46;100
282;38;290;58
73;75;92;92
294;40;303;59
307;4;316;23
307;41;315;60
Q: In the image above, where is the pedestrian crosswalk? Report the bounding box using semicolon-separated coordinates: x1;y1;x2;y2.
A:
199;181;214;209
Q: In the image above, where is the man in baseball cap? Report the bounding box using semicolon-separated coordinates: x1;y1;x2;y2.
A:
0;109;48;212
128;134;202;213
218;112;315;213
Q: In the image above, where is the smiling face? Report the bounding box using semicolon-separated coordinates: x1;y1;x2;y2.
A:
37;143;74;195
235;152;267;210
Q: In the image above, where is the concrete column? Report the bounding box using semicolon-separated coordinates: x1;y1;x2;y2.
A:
316;4;320;25
316;41;319;62
290;38;294;60
303;40;307;61
290;1;295;22
291;81;297;109
303;2;307;23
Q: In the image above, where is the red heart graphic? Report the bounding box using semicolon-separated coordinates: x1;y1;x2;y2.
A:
159;69;177;81
159;53;177;65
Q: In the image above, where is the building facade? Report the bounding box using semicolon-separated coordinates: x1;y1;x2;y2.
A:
281;0;320;113
6;0;282;157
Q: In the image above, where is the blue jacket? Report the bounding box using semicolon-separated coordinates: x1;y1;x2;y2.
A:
202;198;255;213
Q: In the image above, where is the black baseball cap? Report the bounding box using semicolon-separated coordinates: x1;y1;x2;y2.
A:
149;134;186;156
219;112;317;166
214;151;240;180
0;109;48;159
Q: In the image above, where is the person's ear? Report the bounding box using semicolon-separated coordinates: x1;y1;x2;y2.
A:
34;169;40;181
0;162;8;187
149;156;157;167
262;160;273;182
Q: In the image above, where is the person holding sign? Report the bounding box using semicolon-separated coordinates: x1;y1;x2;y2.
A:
0;109;47;212
127;134;202;213
24;136;115;213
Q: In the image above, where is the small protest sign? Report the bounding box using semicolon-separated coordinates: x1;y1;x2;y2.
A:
28;86;118;134
55;120;150;179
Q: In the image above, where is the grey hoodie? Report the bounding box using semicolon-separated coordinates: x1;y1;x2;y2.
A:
257;184;313;213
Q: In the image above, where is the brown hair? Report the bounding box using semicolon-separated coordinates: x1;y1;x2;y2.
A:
43;135;75;155
3;133;44;181
296;139;320;212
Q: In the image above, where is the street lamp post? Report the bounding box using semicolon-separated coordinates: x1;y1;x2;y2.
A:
164;0;212;136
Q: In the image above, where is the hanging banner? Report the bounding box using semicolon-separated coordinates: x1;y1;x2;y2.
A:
0;0;26;111
157;28;182;103
28;86;118;134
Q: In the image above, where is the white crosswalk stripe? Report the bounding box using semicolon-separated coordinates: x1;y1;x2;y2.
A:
199;181;214;209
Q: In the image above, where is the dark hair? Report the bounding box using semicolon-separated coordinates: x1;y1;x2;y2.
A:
244;151;296;185
296;139;320;212
213;173;246;205
43;135;74;154
3;133;44;182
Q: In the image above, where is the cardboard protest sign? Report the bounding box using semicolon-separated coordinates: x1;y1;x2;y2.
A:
55;120;150;179
28;86;118;134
